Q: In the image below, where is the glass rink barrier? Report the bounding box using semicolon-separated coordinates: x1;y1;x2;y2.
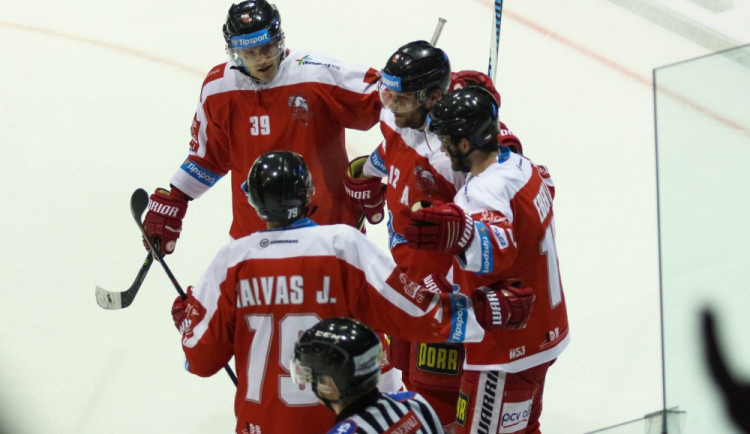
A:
655;43;750;434
585;43;750;434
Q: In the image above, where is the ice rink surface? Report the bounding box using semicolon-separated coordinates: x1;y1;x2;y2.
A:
1;0;749;432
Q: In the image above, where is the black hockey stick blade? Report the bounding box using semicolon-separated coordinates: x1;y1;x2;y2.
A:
95;253;154;310
131;188;150;223
94;188;158;310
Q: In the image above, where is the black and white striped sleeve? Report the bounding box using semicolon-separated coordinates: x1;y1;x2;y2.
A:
328;391;443;434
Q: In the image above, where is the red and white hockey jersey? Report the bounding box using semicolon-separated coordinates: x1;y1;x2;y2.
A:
170;49;381;239
361;110;468;407
179;219;486;434
452;150;570;373
362;109;465;279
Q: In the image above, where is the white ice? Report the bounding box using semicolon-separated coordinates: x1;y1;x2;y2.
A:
1;0;749;433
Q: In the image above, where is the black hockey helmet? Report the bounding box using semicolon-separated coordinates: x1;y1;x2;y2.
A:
223;0;283;45
381;40;451;93
291;318;381;402
428;85;500;151
243;151;314;223
223;0;285;73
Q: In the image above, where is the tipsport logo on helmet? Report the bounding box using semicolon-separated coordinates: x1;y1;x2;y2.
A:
231;29;271;48
380;72;402;91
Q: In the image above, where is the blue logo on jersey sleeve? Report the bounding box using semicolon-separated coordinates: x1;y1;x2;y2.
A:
369;151;387;177
476;222;494;275
180;159;223;187
448;295;469;343
327;420;357;434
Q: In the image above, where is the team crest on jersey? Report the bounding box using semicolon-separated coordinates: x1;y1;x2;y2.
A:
399;273;426;304
413;165;437;197
288;93;312;126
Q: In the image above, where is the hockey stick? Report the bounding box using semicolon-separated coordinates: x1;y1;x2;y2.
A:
131;188;238;386
95;252;155;310
430;17;447;46
487;0;503;82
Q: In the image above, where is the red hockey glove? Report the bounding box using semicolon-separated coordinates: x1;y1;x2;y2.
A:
471;280;535;331
404;201;474;254
171;287;194;334
171;294;187;333
344;156;386;224
142;188;189;255
499;121;523;155
450;70;501;106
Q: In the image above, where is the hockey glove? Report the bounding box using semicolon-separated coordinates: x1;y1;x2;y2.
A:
171;287;193;334
142;188;189;255
343;156;386;224
450;70;501;106
499;121;523;155
404;201;474;254
471;280;535;331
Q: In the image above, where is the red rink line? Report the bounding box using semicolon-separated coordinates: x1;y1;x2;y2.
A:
4;12;749;137
0;21;205;77
481;4;750;138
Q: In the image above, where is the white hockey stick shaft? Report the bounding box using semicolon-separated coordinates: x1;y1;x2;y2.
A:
430;17;447;46
488;0;503;82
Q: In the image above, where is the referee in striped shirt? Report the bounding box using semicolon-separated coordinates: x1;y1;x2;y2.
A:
293;317;445;434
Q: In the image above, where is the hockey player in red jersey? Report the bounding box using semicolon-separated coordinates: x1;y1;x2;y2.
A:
170;151;535;434
343;42;531;427
141;0;381;255
343;41;466;425
404;87;570;434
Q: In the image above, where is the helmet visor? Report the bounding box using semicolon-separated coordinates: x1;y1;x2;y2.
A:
290;357;339;396
290;357;313;386
227;31;284;68
378;71;426;114
378;86;426;114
